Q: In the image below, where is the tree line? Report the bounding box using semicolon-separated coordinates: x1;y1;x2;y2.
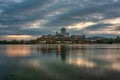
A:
0;36;120;44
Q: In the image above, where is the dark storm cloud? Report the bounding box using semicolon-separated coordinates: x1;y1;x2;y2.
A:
0;0;120;37
43;2;120;27
0;0;52;24
115;26;120;30
83;24;113;31
0;26;52;35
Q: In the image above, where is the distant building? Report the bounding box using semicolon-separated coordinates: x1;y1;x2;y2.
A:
55;27;69;37
71;35;85;39
37;27;86;44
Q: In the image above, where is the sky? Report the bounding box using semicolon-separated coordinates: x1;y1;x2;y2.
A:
0;0;120;40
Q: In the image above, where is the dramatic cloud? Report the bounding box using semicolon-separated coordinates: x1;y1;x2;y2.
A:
2;35;33;40
0;0;120;39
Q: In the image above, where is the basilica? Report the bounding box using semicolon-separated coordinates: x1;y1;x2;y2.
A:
55;27;69;37
37;27;85;44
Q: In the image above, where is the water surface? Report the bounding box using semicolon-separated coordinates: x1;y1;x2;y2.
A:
0;44;120;80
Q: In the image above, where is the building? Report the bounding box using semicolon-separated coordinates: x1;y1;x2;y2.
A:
37;27;85;44
71;35;85;39
55;27;69;37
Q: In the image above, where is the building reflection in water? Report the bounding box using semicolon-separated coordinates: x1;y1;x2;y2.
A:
5;45;31;57
59;44;67;62
56;44;68;62
40;44;53;54
57;44;61;54
40;44;67;62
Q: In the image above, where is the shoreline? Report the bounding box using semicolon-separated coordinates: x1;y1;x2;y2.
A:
0;43;119;45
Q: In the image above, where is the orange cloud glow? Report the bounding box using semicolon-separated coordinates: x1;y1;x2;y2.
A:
68;21;96;30
2;35;34;40
89;31;120;34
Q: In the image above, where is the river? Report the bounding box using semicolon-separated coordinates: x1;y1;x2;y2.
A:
0;44;120;80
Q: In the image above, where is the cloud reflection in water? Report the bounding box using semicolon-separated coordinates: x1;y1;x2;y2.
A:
5;45;31;57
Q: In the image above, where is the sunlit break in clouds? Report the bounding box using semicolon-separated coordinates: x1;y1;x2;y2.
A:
0;0;120;40
2;35;34;40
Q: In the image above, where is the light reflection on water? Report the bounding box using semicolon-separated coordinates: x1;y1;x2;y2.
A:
0;44;120;80
5;45;31;57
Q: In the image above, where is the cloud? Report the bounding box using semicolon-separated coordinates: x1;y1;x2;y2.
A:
115;26;120;31
0;0;120;39
68;21;97;30
2;35;33;40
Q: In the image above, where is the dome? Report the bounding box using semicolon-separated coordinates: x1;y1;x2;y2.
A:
61;27;66;34
61;27;66;31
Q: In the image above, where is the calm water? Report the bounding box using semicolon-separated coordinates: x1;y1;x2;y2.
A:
0;44;120;80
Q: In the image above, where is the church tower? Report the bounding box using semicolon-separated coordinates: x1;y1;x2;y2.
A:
61;27;66;34
61;27;69;37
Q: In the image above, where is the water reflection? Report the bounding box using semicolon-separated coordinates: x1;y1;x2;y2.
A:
5;45;31;57
105;49;120;71
39;44;68;62
57;44;67;62
0;44;120;80
68;58;96;68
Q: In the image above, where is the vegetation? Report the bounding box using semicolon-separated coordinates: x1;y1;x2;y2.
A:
95;36;120;44
0;36;120;44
